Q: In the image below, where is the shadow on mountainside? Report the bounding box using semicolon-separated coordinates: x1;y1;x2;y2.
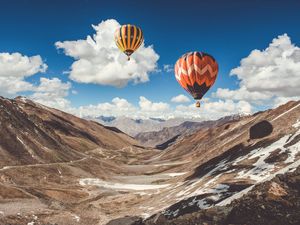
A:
249;120;273;139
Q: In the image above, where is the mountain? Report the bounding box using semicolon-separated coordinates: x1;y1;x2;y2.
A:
0;96;138;168
109;166;300;225
0;96;300;225
92;116;202;136
135;115;241;149
105;100;300;225
97;115;117;123
135;167;300;225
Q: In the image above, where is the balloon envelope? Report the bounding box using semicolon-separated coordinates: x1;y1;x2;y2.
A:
114;24;144;60
174;52;218;100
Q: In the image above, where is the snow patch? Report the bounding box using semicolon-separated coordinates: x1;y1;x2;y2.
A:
79;178;170;190
140;213;151;218
17;136;25;145
164;172;187;177
153;161;190;167
72;214;80;222
234;130;298;182
293;119;300;128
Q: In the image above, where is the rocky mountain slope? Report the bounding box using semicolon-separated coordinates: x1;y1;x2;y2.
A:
135;115;241;149
0;96;300;225
0;96;139;168
105;100;300;225
109;166;300;225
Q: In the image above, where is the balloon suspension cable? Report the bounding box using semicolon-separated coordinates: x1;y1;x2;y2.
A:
195;101;200;108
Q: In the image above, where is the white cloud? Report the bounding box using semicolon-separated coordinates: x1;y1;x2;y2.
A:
73;97;251;120
139;96;170;112
171;94;190;103
216;34;300;107
203;100;252;116
55;19;159;87
61;96;168;119
214;86;271;103
0;52;47;97
78;97;136;118
163;64;174;73
75;96;171;119
0;52;73;111
29;78;72;111
0;52;47;78
0;77;34;96
272;96;300;107
175;99;252;119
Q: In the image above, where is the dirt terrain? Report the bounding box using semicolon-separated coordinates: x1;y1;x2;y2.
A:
0;97;300;225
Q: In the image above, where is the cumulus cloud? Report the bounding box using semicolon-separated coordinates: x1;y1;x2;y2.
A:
202;100;252;116
75;96;171;119
0;78;34;97
272;96;300;107
29;78;72;111
55;19;159;87
139;96;170;112
0;52;47;78
174;99;252;119
214;86;271;103
0;52;47;97
0;52;73;111
171;94;190;103
74;96;251;120
215;34;300;106
78;97;136;118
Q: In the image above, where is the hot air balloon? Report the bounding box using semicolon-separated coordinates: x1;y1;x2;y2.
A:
174;52;218;107
114;24;144;60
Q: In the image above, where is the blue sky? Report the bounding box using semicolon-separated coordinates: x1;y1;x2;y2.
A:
1;0;300;119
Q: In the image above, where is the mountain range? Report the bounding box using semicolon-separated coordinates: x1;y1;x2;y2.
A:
135;115;242;149
0;96;299;225
91;116;203;137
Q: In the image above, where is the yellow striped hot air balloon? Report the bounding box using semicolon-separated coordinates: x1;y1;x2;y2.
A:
114;24;144;60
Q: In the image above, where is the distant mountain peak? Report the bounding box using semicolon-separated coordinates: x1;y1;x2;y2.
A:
149;117;166;122
96;115;116;122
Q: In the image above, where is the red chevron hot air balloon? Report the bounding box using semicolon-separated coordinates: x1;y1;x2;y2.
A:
174;52;218;107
